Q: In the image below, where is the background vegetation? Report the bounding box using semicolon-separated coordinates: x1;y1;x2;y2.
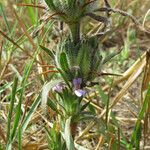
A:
0;0;150;149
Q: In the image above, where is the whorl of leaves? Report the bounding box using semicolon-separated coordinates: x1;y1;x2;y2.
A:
44;0;98;23
56;37;102;84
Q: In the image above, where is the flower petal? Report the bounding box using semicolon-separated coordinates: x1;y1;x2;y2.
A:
73;78;82;89
52;83;65;93
74;89;86;97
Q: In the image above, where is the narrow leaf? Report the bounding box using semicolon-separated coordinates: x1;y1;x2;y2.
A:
59;52;70;73
41;79;62;108
21;94;41;133
6;77;18;147
129;85;150;149
40;45;55;59
64;117;75;150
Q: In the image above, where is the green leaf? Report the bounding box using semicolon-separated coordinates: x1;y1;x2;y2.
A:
102;49;122;64
45;126;54;149
77;44;91;79
129;84;150;149
10;63;32;141
97;85;108;105
40;45;54;59
80;101;90;112
7;77;18;140
41;79;63;109
44;0;57;12
0;3;11;33
47;98;59;114
64;38;77;67
45;124;66;150
8;48;40;147
6;77;18;150
21;94;41;133
88;104;96;114
57;68;71;89
64;117;75;150
0;82;12;94
24;0;37;24
59;52;70;73
18;126;22;150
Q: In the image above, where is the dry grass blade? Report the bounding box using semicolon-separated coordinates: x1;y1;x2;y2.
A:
22;143;42;150
95;7;150;35
0;41;3;68
0;29;25;52
0;125;6;143
116;117;138;123
142;50;150;92
83;53;146;112
17;3;46;9
108;134;115;150
1;0;150;149
142;8;150;28
30;13;60;38
95;135;104;150
76;109;106;141
0;56;11;80
142;51;150;146
13;7;49;80
77;55;146;141
110;57;146;108
103;52;146;91
37;70;58;76
0;29;40;65
13;9;36;49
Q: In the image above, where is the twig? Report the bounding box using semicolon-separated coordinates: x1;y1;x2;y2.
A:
17;3;46;9
94;7;150;35
103;0;111;17
87;13;109;24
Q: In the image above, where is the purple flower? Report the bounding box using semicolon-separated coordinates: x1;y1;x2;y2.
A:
73;78;82;89
73;78;86;97
74;89;86;97
52;83;65;93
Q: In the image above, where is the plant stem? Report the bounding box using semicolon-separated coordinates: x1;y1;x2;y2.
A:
71;122;78;139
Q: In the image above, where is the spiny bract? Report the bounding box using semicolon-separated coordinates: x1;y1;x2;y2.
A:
56;37;102;85
44;0;98;23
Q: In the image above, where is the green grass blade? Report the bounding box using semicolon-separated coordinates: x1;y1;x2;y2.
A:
10;65;30;141
45;126;53;149
105;79;113;129
57;68;71;89
47;98;60;114
97;85;108;105
0;3;11;33
24;0;37;25
128;85;150;149
21;94;41;133
40;45;54;59
7;77;18;141
10;48;40;142
18;126;22;150
0;82;13;94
